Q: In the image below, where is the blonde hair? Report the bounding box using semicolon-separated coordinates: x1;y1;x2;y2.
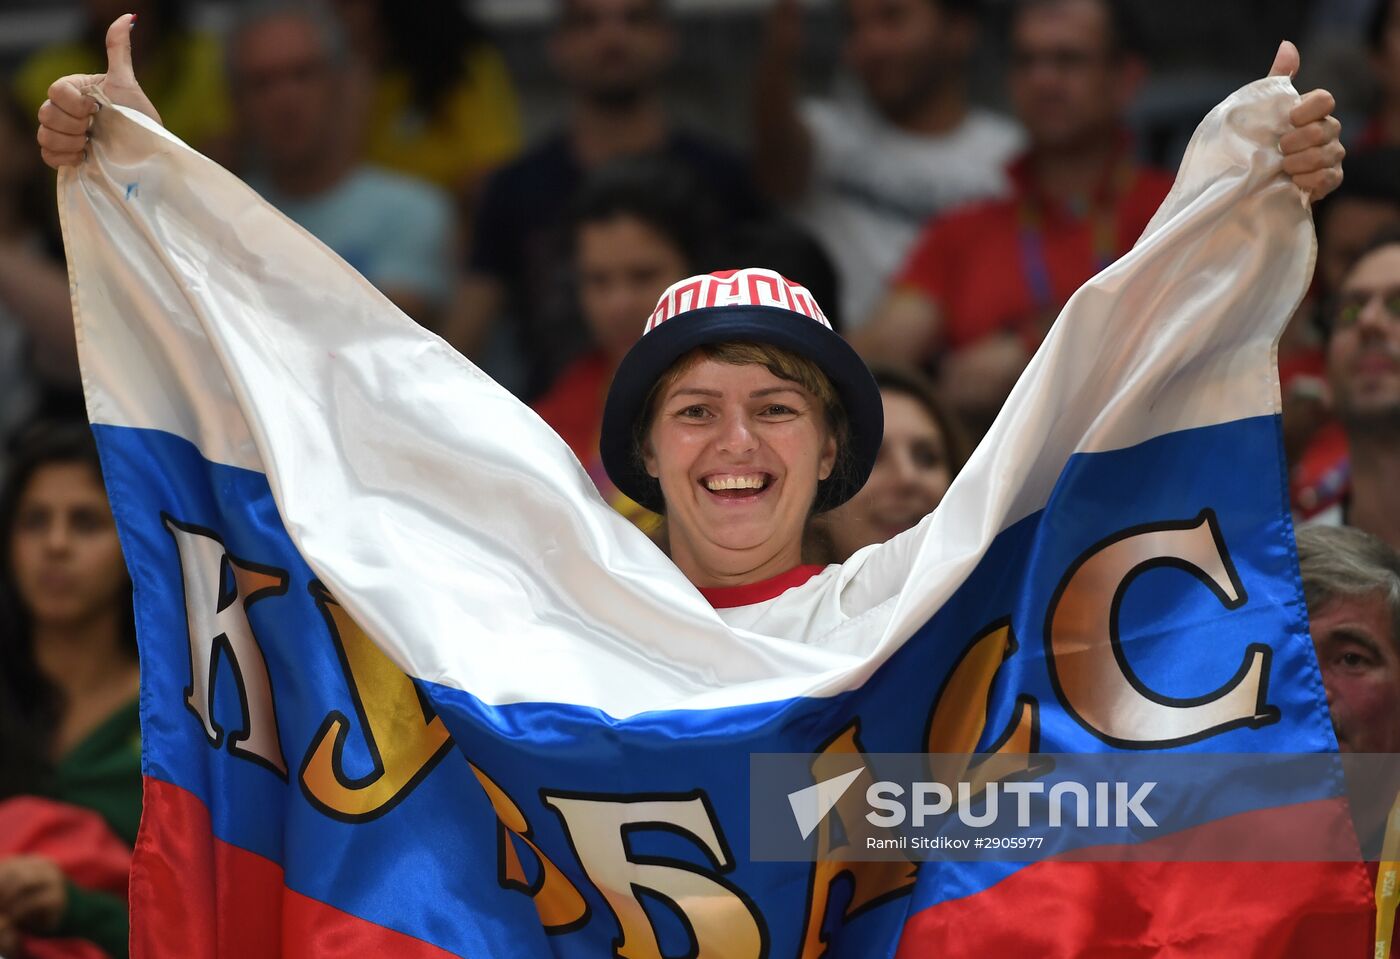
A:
632;341;851;512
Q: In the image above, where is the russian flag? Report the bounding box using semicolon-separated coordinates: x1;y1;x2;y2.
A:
58;76;1372;957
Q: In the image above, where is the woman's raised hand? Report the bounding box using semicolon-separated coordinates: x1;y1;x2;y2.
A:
37;14;162;169
1270;41;1345;202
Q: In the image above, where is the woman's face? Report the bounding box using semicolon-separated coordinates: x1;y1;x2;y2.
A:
577;215;690;363
822;389;951;561
10;463;128;630
644;358;836;584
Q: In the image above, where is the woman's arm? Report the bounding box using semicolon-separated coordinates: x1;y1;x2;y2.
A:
827;47;1343;636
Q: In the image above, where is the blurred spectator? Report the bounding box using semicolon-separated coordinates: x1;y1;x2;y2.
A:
1307;227;1400;551
810;366;969;563
1296;523;1400;865
334;0;522;200
0;97;83;459
1290;148;1400;514
229;0;455;328
0;426;140;958
1297;525;1400;756
14;0;230;157
1359;0;1400;148
447;0;763;400
533;158;718;532
754;0;1022;329
1316;148;1400;294
724;218;845;333
856;0;1172;437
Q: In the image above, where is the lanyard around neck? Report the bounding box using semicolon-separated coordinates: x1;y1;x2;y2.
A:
1378;791;1400;959
1016;158;1134;313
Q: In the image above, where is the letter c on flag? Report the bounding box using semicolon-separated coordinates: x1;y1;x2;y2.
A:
1047;510;1278;747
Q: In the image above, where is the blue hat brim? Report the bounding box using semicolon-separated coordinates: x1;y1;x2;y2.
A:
600;306;883;515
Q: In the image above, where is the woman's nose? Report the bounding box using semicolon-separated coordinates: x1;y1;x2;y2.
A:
42;520;72;552
715;414;758;454
888;448;913;484
890;446;925;488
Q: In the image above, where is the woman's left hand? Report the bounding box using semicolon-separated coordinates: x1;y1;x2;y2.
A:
1271;40;1344;202
0;855;68;933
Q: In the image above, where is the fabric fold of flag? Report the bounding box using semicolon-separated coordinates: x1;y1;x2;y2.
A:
59;75;1373;957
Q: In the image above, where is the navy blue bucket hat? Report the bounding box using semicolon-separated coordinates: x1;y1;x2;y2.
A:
599;268;883;514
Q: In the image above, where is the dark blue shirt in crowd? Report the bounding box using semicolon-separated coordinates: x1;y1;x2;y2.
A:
469;129;764;400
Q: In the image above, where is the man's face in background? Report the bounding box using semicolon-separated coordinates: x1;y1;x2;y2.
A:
1008;0;1137;151
552;0;675;108
1310;591;1400;753
843;0;974;123
1327;244;1400;431
229;15;341;174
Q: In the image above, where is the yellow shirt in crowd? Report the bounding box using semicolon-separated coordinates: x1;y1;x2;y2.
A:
15;33;231;151
362;47;521;192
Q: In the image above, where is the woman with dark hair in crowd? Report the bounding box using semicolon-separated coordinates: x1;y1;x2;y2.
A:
0;425;139;958
335;0;522;198
812;366;970;564
533;157;720;532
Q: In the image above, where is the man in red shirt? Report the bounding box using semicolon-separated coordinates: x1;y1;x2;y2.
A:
854;0;1174;435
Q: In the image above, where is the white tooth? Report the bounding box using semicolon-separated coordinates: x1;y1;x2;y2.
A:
706;474;765;491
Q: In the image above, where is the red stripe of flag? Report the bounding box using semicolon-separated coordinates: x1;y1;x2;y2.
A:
130;778;461;959
895;798;1375;958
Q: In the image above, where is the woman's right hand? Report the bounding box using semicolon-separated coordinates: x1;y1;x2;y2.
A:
0;855;68;935
37;14;162;169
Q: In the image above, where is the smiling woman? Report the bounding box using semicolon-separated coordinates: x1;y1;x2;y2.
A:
638;342;848;587
599;269;884;591
815;366;970;564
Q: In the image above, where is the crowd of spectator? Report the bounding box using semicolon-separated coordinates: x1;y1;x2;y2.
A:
1;0;1399;955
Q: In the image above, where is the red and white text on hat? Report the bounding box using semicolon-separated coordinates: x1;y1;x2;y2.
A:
643;268;832;335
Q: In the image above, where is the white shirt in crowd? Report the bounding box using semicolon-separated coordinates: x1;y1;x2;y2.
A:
795;95;1024;329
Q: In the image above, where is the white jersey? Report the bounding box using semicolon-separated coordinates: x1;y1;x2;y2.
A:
709;541;930;652
795;95;1024;328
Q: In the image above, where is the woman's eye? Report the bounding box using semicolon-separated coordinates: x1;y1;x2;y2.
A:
677;405;709;419
911;442;944;470
762;404;797;416
15;508;47;533
70;509;108;534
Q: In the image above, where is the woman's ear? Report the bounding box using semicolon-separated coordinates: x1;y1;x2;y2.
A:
642;438;660;479
818;432;837;482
